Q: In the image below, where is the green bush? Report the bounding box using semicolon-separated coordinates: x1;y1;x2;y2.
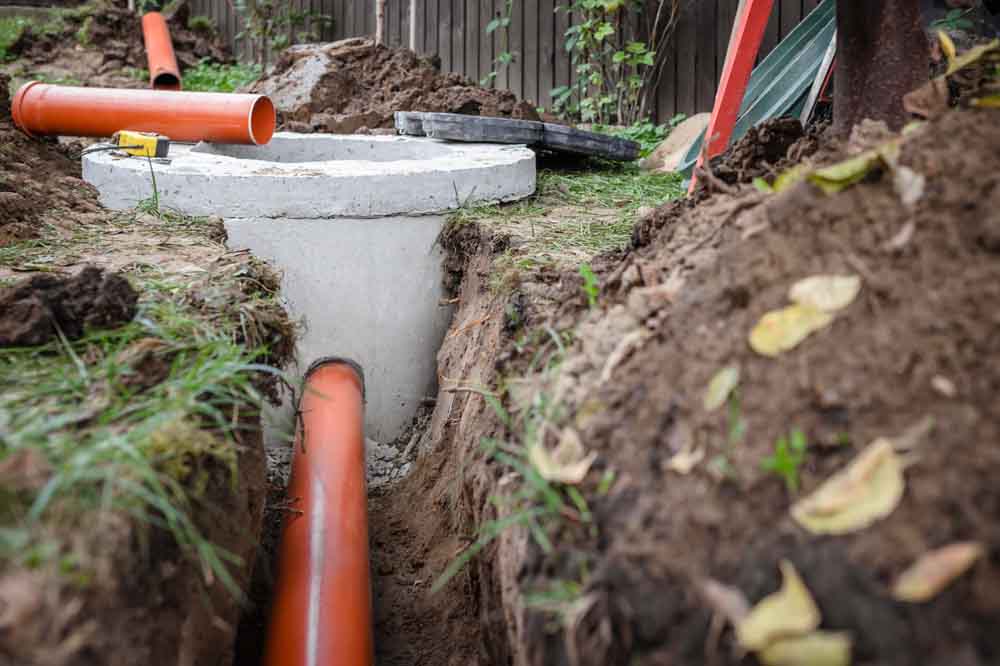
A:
182;60;262;92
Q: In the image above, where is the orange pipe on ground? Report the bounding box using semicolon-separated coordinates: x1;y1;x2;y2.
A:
141;12;181;90
11;82;275;145
265;359;374;666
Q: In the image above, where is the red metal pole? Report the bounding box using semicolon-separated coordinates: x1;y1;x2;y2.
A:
689;0;775;193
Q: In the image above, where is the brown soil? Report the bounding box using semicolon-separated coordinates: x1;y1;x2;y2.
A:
505;107;1000;665
248;38;539;134
5;0;230;90
380;104;1000;666
0;266;138;346
0;73;103;246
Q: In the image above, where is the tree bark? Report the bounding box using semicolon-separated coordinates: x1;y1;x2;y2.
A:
834;0;929;136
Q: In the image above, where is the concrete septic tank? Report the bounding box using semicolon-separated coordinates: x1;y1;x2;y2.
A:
83;133;536;444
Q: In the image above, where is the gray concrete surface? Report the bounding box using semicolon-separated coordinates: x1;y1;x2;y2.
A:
225;215;452;444
82;132;537;452
83;133;536;218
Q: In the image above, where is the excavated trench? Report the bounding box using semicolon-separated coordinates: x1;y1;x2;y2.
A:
81;133;537;663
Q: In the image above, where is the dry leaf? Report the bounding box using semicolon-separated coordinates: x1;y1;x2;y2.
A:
892;542;984;603
528;428;597;485
791;438;904;535
772;165;810;193
736;560;821;651
703;364;741;411
931;375;956;398
945;38;1000;76
788;275;862;313
903;78;951;119
808;152;881;194
883;221;915;252
971;93;1000;109
759;631;852;666
666;444;705;475
749;305;834;357
938;30;957;65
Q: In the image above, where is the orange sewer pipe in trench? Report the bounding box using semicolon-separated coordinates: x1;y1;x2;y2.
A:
11;82;275;145
141;12;182;90
265;359;375;666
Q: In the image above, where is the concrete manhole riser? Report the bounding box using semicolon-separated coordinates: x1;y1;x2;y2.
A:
82;133;537;447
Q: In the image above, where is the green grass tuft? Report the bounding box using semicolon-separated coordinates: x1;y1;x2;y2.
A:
182;60;262;92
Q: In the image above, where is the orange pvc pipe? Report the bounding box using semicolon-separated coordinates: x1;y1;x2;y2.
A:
141;12;181;90
11;82;275;145
265;359;374;666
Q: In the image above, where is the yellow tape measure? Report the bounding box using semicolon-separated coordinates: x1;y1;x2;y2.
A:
112;130;170;158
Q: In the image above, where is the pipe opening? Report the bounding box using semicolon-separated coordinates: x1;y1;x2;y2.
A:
152;72;181;90
250;96;276;145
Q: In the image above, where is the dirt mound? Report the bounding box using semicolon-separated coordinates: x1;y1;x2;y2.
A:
491;106;1000;664
0;73;103;246
0;266;138;346
7;0;230;89
248;38;539;133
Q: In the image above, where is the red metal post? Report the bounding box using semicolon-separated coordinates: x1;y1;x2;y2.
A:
689;0;775;193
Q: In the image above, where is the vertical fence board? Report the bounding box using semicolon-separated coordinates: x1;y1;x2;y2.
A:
537;0;554;109
198;0;812;123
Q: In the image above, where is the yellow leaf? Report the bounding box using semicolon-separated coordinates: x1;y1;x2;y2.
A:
945;38;1000;77
938;30;956;66
753;177;774;193
808;151;881;195
666;444;705;475
788;275;862;313
892;542;984;603
971;94;1000;109
749;305;834;357
759;631;853;666
772;164;809;192
791;438;904;535
736;560;821;651
703;364;741;411
527;428;597;485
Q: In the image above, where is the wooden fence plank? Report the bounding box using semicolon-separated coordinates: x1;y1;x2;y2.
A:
479;0;492;83
465;0;478;78
674;2;697;116
695;0;717;113
780;0;802;41
439;0;452;70
521;0;538;104
537;0;554;109
509;0;523;100
452;0;464;74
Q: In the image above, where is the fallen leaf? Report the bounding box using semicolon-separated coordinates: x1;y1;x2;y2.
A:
903;78;951;119
736;560;821;651
971;93;1000;108
791;438;904;535
759;631;853;666
772;164;810;193
703;364;741;411
808;151;881;195
749;305;834;357
666;444;705;475
938;30;957;67
753;177;774;193
931;375;956;398
528;428;597;485
892;542;984;603
883;221;915;252
945;38;1000;76
788;275;862;313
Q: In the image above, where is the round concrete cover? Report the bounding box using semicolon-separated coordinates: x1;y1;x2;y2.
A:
81;133;537;218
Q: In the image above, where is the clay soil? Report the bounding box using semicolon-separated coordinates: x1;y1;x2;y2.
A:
248;38;539;133
372;103;1000;666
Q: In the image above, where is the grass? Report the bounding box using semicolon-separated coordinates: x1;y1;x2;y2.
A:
183;60;262;92
0;209;289;596
593;115;687;158
0;17;29;60
761;428;809;492
448;164;684;269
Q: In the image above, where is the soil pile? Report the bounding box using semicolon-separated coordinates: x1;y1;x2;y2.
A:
0;266;137;346
496;106;1000;664
6;0;230;89
248;38;539;134
0;72;103;246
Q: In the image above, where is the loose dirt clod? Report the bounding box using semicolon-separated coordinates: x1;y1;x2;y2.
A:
0;266;138;346
248;38;540;133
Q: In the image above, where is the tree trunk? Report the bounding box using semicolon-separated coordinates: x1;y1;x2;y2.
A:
834;0;929;136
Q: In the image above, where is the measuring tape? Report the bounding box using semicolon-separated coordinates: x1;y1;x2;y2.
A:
111;130;170;158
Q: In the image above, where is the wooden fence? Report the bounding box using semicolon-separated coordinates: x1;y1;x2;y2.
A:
187;0;822;121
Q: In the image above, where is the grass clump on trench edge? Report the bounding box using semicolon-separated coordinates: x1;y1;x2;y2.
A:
448;163;683;274
0;208;288;598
